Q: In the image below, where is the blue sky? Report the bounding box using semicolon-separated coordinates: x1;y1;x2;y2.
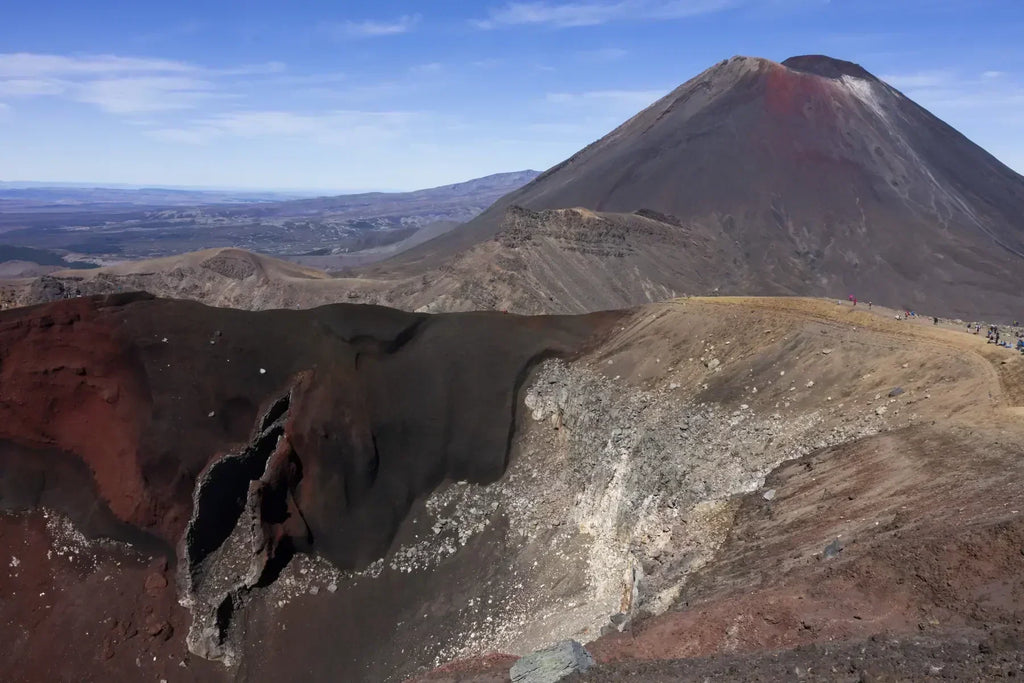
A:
1;1;1022;192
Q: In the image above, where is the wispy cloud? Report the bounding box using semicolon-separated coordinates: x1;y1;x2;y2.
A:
879;69;953;90
148;109;420;146
0;78;67;97
0;53;194;78
0;52;283;114
320;14;421;39
474;0;735;28
76;77;223;114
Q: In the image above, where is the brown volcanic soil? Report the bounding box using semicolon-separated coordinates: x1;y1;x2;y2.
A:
407;297;1024;682
580;427;1024;680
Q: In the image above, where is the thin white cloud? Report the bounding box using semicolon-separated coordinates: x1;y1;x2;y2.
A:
0;52;285;115
75;76;220;113
0;53;193;78
0;78;67;97
879;70;952;89
474;0;735;28
147;109;421;146
321;14;421;39
0;52;286;79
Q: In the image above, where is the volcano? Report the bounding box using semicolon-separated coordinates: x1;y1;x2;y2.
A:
389;54;1024;319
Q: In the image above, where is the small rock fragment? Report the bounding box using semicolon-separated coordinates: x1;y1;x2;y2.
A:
763;489;777;501
823;538;843;559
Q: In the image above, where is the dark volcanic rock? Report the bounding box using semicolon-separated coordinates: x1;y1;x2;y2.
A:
0;293;619;677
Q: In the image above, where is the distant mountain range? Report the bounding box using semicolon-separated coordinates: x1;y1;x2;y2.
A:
0;183;311;208
0;170;539;265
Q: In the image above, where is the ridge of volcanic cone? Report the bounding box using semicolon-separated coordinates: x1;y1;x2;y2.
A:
782;54;877;81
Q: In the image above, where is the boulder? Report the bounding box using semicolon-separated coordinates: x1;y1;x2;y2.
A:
510;640;595;683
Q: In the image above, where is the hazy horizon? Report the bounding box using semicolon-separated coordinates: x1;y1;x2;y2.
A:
0;169;540;196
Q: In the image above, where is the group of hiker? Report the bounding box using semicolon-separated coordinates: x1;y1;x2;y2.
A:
846;294;1022;354
977;322;1024;353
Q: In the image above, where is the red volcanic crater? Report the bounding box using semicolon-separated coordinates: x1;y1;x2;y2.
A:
0;293;619;678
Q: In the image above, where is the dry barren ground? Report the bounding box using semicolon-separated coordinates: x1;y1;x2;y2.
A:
413;297;1024;682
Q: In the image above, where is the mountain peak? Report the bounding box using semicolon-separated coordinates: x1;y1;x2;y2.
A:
782;55;877;81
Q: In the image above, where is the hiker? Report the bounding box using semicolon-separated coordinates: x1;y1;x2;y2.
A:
933;316;939;325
